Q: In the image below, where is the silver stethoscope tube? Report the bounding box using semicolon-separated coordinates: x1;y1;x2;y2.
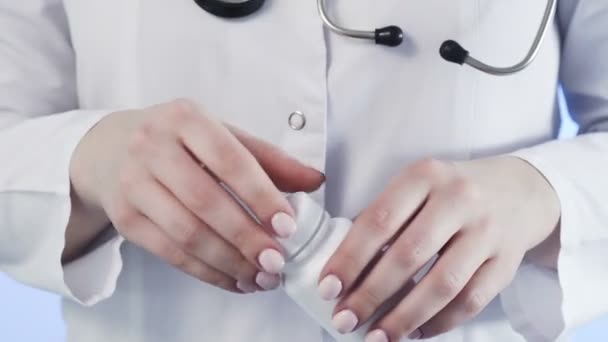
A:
317;0;404;47
461;0;558;75
317;0;374;41
318;0;558;76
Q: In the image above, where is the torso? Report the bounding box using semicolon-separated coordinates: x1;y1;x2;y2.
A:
61;1;561;341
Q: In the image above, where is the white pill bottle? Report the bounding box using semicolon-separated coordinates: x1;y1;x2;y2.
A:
278;192;402;342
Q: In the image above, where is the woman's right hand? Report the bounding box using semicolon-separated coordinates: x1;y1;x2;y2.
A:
69;99;325;293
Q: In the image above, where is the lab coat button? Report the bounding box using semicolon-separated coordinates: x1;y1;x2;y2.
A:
288;111;306;131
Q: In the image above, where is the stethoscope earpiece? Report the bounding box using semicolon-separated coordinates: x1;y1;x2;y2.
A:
440;40;469;65
317;0;404;47
440;0;557;76
375;26;404;47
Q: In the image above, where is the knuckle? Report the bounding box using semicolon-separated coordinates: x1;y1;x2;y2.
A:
233;258;257;281
163;244;188;268
392;243;424;270
189;195;214;216
215;139;239;164
204;269;230;288
249;186;279;215
367;206;393;234
420;321;452;339
168;98;196;127
128;122;158;155
448;177;481;204
171;98;196;111
433;271;463;298
183;180;213;213
382;315;411;341
410;158;447;181
174;223;200;251
352;286;383;313
217;147;251;178
402;322;419;338
473;215;495;238
230;227;254;253
193;265;215;283
461;290;487;316
330;249;363;286
164;144;188;167
119;171;147;199
217;277;237;291
112;203;137;229
212;247;241;271
170;98;196;116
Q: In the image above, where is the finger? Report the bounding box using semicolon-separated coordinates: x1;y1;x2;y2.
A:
174;100;296;231
370;232;491;341
122;169;260;288
419;256;520;339
228;124;325;193
132;142;286;274
335;187;475;327
117;212;240;293
319;168;431;300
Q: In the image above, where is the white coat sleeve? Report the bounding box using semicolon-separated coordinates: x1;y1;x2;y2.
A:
0;1;124;305
500;0;608;340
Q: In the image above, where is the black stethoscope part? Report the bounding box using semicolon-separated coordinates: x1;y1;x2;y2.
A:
193;0;265;18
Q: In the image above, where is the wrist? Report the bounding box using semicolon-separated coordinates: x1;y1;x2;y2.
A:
69;118;106;209
64;112;125;262
458;156;561;261
70;110;130;208
500;156;561;269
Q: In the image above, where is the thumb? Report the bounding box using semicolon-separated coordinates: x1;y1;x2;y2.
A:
227;124;325;193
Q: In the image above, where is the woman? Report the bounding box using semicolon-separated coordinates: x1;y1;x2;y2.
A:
1;1;607;341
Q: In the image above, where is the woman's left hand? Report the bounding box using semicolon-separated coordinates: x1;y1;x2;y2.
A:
318;157;561;341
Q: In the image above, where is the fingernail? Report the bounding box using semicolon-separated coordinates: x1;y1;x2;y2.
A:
255;272;281;290
258;249;285;274
318;274;343;300
365;330;389;342
332;310;358;334
271;212;297;238
236;280;257;294
408;329;423;339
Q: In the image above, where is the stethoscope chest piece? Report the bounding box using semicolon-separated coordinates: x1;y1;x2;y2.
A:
193;0;265;18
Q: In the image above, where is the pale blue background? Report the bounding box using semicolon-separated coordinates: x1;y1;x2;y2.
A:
1;93;607;341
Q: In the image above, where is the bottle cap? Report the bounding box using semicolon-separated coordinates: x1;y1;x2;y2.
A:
278;192;327;260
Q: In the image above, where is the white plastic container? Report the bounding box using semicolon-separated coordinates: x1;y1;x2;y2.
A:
278;192;398;341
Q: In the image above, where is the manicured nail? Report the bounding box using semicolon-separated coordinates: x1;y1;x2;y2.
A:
318;274;343;300
272;212;297;238
236;280;257;294
258;249;285;274
365;330;389;342
256;272;281;290
332;310;358;334
408;329;423;339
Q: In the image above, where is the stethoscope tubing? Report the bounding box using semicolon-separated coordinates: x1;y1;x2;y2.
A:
193;0;558;76
461;0;558;75
317;0;375;41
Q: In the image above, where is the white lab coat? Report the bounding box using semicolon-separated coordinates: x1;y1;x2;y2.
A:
1;0;608;341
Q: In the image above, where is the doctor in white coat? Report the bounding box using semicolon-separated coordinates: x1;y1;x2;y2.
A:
1;0;608;341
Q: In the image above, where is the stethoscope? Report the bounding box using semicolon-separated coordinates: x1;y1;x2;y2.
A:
193;0;557;76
